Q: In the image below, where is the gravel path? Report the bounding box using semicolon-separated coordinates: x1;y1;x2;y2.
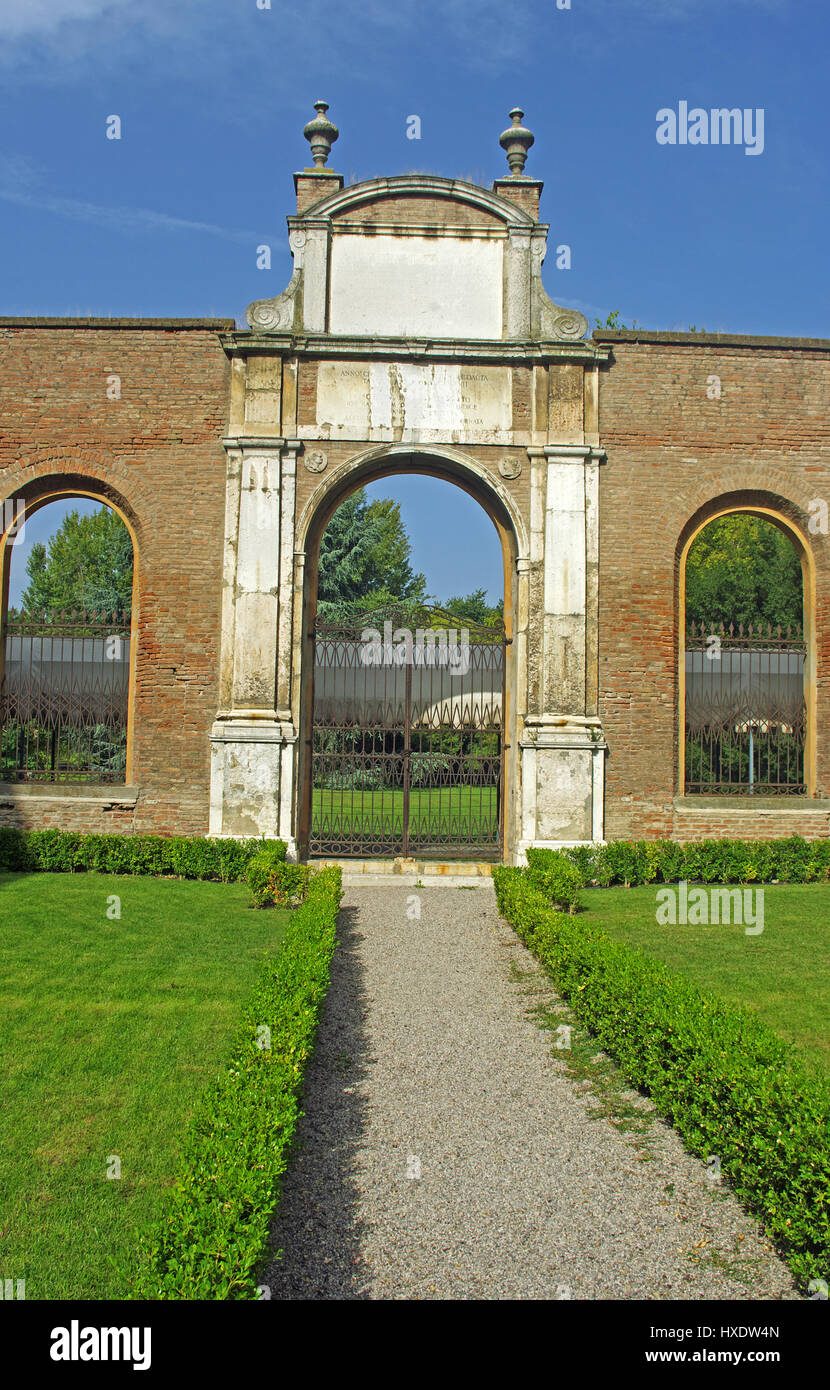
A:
263;883;797;1301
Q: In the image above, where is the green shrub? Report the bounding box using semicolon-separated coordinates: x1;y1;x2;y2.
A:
0;827;287;883
246;848;284;908
245;848;305;909
557;835;830;890
6;829;830;891
132;865;342;1300
268;862;311;907
525;848;582;913
493;864;830;1290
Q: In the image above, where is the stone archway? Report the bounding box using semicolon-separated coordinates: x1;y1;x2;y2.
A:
208;151;609;860
294;449;524;861
208;431;607;862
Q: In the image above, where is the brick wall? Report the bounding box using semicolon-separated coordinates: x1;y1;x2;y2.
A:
5;318;830;848
0;320;233;836
596;331;830;841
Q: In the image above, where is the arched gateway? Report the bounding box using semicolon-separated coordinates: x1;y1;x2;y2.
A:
208;104;607;862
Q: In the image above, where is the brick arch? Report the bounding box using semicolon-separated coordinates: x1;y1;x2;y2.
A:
0;454;153;549
0;466;141;785
676;490;817;797
677;485;815;559
303;173;536;228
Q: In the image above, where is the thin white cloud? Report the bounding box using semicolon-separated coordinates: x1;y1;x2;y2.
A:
0;186;255;242
0;1;124;39
0;0;477;80
0;154;268;243
0;0;214;70
0;0;791;90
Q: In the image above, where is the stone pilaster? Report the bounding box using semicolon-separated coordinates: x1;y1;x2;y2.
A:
209;436;299;853
516;444;607;854
504;227;532;337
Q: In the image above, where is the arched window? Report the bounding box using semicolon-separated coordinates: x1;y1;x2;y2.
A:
0;496;135;785
681;509;810;796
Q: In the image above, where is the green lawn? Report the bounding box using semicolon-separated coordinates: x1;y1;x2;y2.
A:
0;871;289;1300
312;785;498;845
581;884;830;1077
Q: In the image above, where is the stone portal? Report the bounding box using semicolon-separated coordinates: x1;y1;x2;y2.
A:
209;104;609;861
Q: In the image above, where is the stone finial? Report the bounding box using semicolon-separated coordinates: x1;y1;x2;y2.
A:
303;100;339;168
499;107;534;176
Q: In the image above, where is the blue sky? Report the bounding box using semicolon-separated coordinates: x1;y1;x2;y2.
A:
2;0;826;604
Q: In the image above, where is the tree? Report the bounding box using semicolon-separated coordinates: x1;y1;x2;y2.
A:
20;505;133;616
442;588;504;628
317;490;426;617
685;514;802;631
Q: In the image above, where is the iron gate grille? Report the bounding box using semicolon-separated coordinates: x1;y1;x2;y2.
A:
685;621;806;795
309;607;506;858
0;610;130;783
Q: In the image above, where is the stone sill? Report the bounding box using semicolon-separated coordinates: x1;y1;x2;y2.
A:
0;782;139;808
673;796;830;815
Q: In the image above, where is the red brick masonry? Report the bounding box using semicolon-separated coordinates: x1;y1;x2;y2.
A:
2;321;829;843
595;330;830;840
0;319;233;834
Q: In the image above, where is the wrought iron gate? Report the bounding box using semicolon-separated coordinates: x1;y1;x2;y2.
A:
309;606;506;858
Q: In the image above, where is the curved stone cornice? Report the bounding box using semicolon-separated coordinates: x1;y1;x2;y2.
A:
291;173;538;227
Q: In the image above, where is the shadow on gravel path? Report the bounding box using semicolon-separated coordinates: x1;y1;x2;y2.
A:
263;905;372;1299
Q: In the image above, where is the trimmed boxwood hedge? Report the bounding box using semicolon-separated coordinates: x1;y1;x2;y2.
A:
6;829;827;887
246;850;309;908
525;846;583;912
493;864;830;1290
0;827;287;882
131;865;342;1300
559;835;830;889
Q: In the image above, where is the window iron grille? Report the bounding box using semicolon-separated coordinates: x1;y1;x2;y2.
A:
685;621;806;795
0;610;131;784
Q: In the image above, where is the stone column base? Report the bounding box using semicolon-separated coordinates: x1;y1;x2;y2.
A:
516;714;606;861
209;715;298;856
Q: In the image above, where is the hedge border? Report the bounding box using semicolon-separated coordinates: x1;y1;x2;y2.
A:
5;829;830;888
130;865;342;1300
559;835;830;889
493;864;830;1290
0;828;287;883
